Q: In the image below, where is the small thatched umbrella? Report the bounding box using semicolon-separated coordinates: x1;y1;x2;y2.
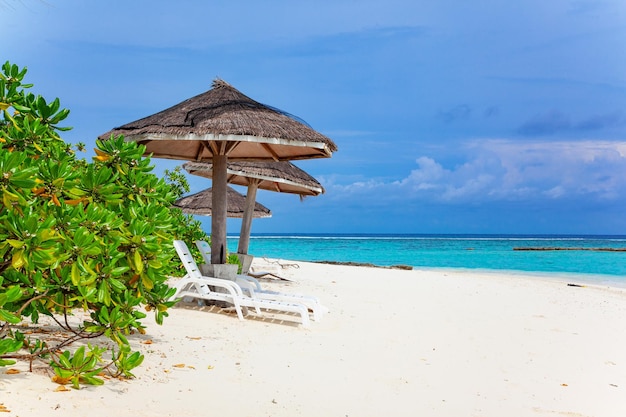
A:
173;186;272;218
184;160;324;196
183;160;323;254
99;79;336;264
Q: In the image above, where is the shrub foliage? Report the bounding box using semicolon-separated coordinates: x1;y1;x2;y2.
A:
0;61;207;385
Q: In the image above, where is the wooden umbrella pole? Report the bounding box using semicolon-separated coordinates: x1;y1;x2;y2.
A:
238;179;260;255
211;153;228;264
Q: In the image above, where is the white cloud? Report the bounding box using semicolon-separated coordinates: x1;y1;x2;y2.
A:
397;157;445;187
326;139;626;204
476;139;626;199
544;186;565;198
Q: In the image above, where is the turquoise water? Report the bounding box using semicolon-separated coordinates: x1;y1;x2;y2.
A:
227;234;626;285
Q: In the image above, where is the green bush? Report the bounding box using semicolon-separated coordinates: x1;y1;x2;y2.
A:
0;61;207;387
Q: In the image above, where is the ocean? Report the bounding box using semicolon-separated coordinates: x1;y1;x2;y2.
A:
226;234;626;286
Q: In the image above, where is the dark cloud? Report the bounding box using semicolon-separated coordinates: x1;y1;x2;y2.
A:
438;104;472;124
576;111;625;131
518;110;626;136
517;110;571;136
483;106;499;118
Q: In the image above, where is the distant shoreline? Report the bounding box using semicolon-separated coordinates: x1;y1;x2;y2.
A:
313;260;413;270
514;247;626;252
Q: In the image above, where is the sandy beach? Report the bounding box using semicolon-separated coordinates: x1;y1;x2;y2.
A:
2;258;626;417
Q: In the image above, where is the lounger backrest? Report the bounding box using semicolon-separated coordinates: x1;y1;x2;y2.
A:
173;240;203;280
194;240;212;264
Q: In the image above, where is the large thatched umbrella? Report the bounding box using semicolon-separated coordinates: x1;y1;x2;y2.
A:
173;186;272;218
99;79;336;264
183;160;323;254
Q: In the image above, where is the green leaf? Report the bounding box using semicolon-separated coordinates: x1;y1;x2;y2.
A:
97;281;111;306
0;286;22;305
111;266;130;276
53;368;73;379
108;278;125;292
82;375;104;386
72;346;85;368
12;103;30;112
0;309;21;324
0;338;23;359
57;351;72;369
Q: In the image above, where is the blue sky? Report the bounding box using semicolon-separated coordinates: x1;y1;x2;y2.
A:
2;0;626;235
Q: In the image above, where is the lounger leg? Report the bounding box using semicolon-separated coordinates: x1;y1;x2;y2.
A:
299;305;311;327
233;300;245;321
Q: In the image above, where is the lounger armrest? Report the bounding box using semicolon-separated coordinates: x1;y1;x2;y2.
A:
199;275;244;297
236;274;262;291
234;276;258;297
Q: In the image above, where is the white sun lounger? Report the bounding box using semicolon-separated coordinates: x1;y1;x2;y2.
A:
194;240;287;280
194;240;328;321
172;240;310;326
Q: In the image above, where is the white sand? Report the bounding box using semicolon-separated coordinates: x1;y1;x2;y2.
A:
2;259;626;416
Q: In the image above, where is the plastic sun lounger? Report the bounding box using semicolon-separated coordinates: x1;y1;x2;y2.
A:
172;240;311;327
194;240;286;283
194;240;328;321
195;240;289;280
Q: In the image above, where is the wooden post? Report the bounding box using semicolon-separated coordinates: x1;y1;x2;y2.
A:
211;153;228;264
238;179;260;255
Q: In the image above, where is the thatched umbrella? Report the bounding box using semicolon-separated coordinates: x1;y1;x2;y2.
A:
183;160;323;254
173;186;272;219
99;79;336;264
184;160;324;196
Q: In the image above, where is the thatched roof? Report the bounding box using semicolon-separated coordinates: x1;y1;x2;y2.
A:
183;160;324;196
98;79;337;162
173;186;271;218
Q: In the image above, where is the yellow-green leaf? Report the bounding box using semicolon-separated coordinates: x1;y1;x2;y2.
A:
40;229;56;240
79;258;96;276
147;259;163;269
6;239;24;249
11;249;25;269
133;251;144;273
3;110;21;131
2;189;18;208
141;274;153;290
71;262;81;286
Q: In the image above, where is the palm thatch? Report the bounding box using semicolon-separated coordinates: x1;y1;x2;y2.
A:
98;79;337;162
183;160;324;196
173;186;271;218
